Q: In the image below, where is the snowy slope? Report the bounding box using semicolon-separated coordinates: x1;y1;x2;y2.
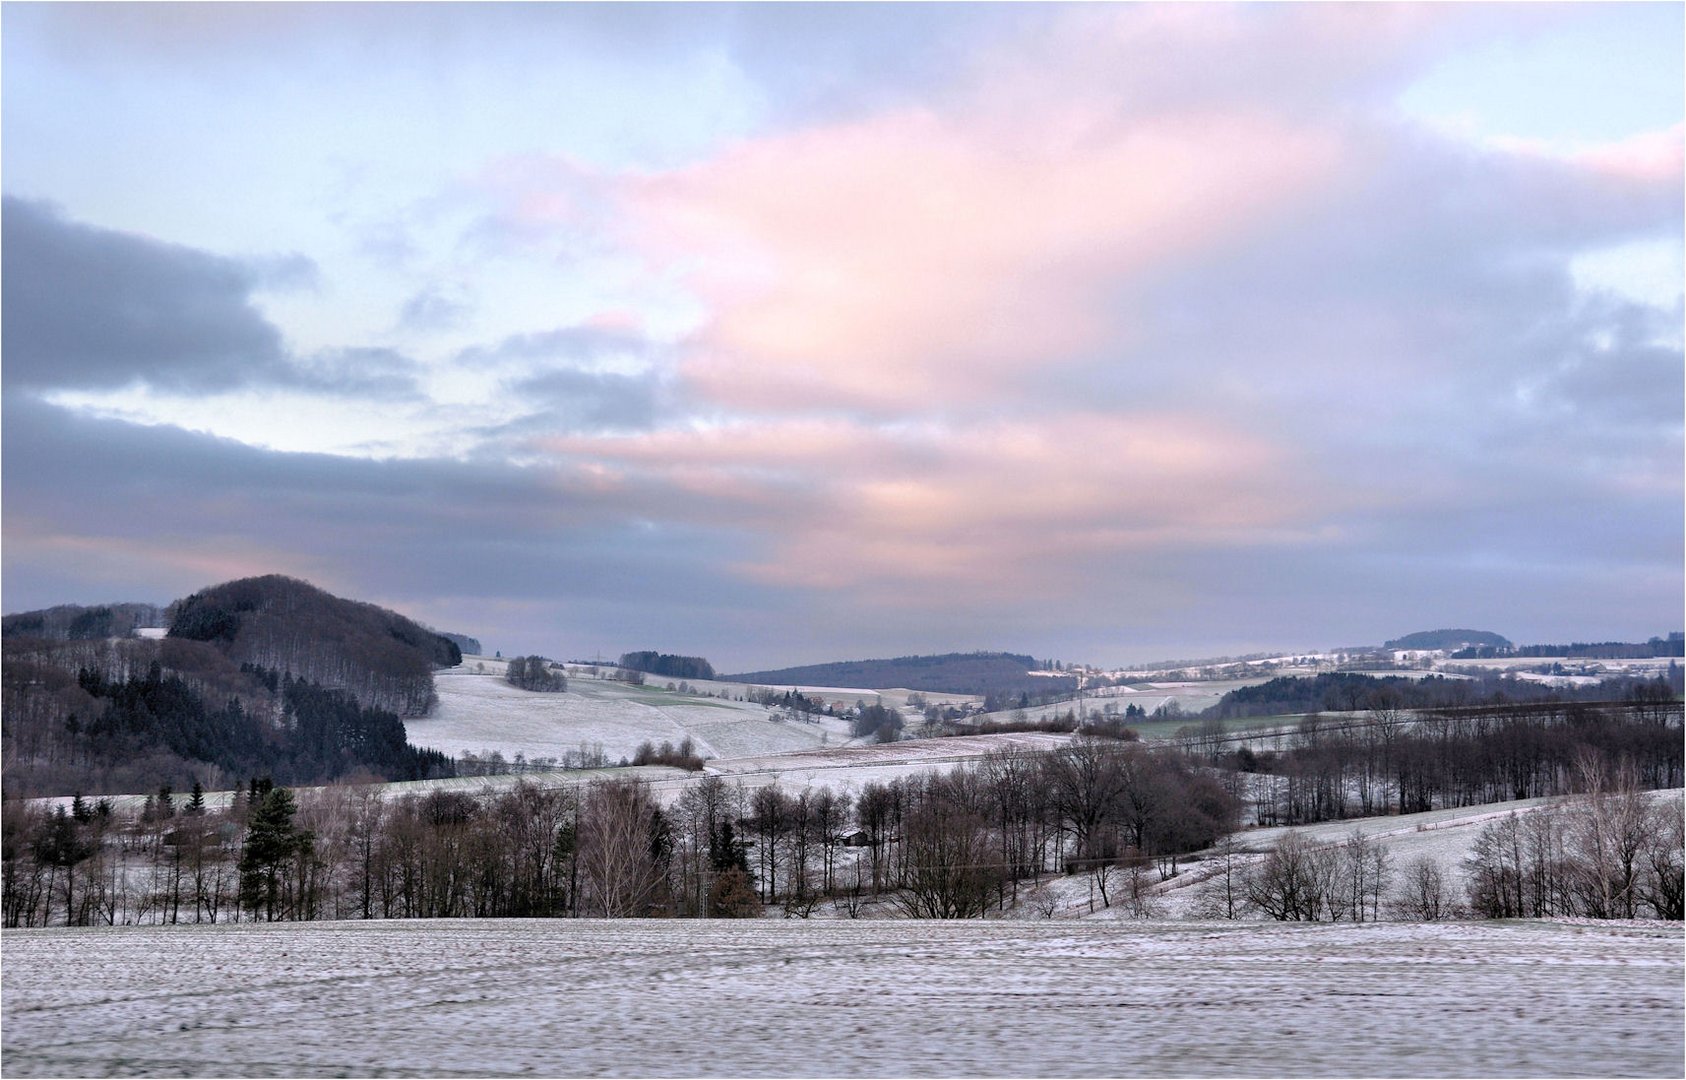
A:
406;667;838;763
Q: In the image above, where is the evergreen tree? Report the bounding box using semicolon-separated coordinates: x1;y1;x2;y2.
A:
239;785;306;921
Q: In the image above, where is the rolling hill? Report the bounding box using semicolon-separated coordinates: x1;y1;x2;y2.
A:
725;651;1075;698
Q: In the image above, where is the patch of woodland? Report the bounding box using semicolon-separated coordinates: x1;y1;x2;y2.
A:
1383;628;1512;651
438;632;483;657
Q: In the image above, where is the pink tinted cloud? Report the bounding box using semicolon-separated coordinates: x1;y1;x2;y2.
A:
1575;124;1685;184
2;520;331;597
625;106;1341;412
547;412;1320;600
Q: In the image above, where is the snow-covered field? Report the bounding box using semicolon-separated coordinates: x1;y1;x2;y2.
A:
3;919;1678;1078
407;668;851;764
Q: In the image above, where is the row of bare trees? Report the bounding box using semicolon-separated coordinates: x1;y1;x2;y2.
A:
1465;766;1684;920
3;741;1237;925
5;739;1679;927
1188;758;1684;924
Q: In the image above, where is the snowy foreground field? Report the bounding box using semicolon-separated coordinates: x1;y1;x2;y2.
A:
4;920;1680;1078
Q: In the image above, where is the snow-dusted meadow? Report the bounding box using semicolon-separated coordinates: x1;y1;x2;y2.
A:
3;919;1679;1078
407;666;854;764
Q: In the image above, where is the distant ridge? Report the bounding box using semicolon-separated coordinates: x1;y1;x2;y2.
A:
1384;629;1512;651
725;651;1073;698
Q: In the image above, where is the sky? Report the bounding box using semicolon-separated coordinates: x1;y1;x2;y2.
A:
3;2;1682;670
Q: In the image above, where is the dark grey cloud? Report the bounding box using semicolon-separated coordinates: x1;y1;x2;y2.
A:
2;197;423;400
453;325;672;439
0;394;789;663
2;196;292;393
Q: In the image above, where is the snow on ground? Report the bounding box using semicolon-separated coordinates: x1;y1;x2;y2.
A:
702;731;1072;799
407;668;841;764
3;919;1679;1078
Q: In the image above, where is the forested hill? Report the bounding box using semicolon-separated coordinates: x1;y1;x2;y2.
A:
1383;628;1512;650
725;651;1076;698
1;575;460;798
168;575;459;717
1204;670;1683;720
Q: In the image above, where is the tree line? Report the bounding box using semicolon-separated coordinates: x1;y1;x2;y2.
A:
1216;700;1681;826
5;728;1679;928
2;603;170;642
2;740;1237;926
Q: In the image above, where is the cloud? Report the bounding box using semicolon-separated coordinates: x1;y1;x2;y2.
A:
2;5;1678;666
458;324;653;373
1;196;292;393
2;197;425;402
0;395;781;657
498;368;666;436
397;286;472;333
541;411;1324;602
294;348;427;402
625;107;1341;413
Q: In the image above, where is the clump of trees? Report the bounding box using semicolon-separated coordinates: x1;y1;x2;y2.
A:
1215;828;1393;923
629;738;706;771
1464;765;1683;920
851;704;904;743
506;656;566;693
618;652;715;682
1188;752;1683;925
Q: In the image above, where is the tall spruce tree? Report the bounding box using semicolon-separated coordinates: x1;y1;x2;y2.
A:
239;785;307;921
